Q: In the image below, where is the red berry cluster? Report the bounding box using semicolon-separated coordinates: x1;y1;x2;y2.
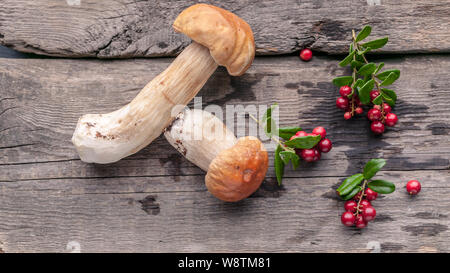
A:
336;87;399;134
341;188;378;229
289;127;332;162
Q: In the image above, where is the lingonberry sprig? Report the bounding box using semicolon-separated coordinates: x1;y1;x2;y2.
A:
249;104;332;185
337;159;396;229
333;25;400;134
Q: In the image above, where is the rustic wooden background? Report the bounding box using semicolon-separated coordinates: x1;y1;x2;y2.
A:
0;0;449;253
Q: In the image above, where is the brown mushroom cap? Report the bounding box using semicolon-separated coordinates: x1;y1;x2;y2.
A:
173;3;255;76
205;136;268;202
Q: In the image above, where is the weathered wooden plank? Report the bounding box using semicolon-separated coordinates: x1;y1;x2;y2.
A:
0;171;449;252
0;55;448;179
0;54;449;252
1;0;449;57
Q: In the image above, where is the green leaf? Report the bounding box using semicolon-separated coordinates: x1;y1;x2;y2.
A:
381;88;397;104
374;62;385;74
358;79;374;104
332;76;353;87
363;159;386;180
368;180;396;194
262;103;277;123
362;37;388;50
339;50;356;67
358;63;377;76
341;186;362;200
284;135;321;149
337;173;364;196
381;93;395;107
380;72;400;86
279;150;300;170
274;145;285;186
377;69;400;80
372;94;383;105
350;60;364;69
355;26;372;42
353;78;364;89
262;104;278;138
264;117;278;138
278;127;302;141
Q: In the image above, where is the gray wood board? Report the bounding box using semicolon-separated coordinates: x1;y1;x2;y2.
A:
1;0;449;58
0;54;449;252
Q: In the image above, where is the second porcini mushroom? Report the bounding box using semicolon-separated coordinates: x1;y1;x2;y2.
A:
72;4;255;163
165;108;268;202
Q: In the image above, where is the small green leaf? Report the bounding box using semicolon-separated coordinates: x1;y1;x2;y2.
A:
278;127;302;140
363;159;386;180
353;78;364;89
341;186;362;200
337;173;364;196
372;94;383;105
362;37;388;50
355;26;372;42
381;88;397;104
381;93;395;107
358;79;374;104
274;145;285;186
284;135;321;149
350;60;364;69
279;150;300;170
262;103;278;123
368;180;396;194
377;69;400;80
264;117;278;138
339;50;356;67
374;62;385;74
380;72;399;86
358;63;377;76
332;76;353;87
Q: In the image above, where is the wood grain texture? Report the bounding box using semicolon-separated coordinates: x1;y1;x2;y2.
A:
0;54;449;252
0;0;449;58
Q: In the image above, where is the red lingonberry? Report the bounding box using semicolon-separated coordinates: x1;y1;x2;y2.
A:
370;90;380;102
367;108;382;121
301;149;316;162
371;121;385;134
406;180;421;195
364;188;378;201
299;48;313;61
318;138;332;153
312;126;326;139
344;200;358;213
336;97;349;110
312;148;321;162
383;103;392;113
355;215;367;229
355;107;364;114
373;105;381;110
290;130;308;140
339;86;352;97
344;112;352;120
359;200;372;210
385;112;398;127
362;206;377;222
341;211;356;227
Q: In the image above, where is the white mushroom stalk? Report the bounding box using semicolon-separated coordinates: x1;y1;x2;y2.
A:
72;3;255;164
165;108;268;202
72;43;217;163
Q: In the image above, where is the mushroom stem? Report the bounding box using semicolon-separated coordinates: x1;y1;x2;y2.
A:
72;42;218;163
164;108;237;171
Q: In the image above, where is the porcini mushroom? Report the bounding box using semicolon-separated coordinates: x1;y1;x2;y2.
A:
72;4;255;163
164;108;268;202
